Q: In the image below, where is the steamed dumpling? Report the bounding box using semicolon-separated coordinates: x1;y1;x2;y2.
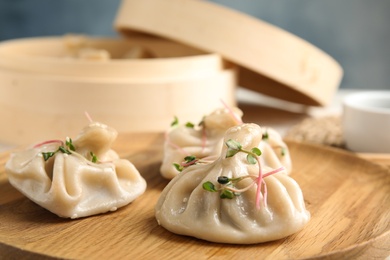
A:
160;107;292;179
160;107;243;179
5;121;146;219
155;123;310;244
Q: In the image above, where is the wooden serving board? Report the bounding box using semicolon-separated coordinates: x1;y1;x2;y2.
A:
0;133;389;259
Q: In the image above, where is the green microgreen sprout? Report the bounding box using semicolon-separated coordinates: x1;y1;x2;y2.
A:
40;137;75;161
171;116;179;127
225;139;262;163
173;156;198;172
220;189;234;199
281;147;286;156
173;155;198;171
90;151;98;163
262;130;269;140
217;176;230;184
202;139;285;209
173;155;218;172
36;137;100;165
202;181;217;192
58;146;71;155
66;137;76;151
185;122;195;128
42;151;56;161
173;163;184;172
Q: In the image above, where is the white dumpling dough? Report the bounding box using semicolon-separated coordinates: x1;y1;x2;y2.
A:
155;123;310;244
260;127;292;174
160;107;292;179
5;122;146;219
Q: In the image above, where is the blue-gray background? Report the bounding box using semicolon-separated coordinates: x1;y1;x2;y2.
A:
0;0;389;90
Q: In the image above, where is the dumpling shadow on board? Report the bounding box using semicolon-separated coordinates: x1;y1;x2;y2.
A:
1;154;64;223
0;196;67;224
0;243;54;260
150;222;285;248
0;171;24;205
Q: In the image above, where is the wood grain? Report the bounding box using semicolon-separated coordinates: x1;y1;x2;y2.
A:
359;153;390;168
0;133;389;259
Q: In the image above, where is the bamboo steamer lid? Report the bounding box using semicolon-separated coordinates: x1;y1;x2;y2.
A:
115;0;343;106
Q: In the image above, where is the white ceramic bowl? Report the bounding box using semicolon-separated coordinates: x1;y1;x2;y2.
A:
342;91;390;153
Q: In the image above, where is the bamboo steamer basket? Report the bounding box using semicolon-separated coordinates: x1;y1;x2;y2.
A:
0;36;236;145
115;0;343;107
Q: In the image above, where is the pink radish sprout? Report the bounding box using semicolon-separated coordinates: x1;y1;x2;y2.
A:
33;140;64;148
220;99;243;125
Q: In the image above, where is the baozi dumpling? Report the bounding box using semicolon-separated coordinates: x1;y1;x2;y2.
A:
160;106;243;179
155;123;310;244
5;121;146;219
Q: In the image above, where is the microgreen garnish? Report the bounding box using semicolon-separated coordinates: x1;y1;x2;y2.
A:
171;116;179;127
42;152;56;161
262;131;269;140
281;147;286;156
217;176;230;184
247;147;261;164
202;181;217;192
41;138;75;161
225;139;262;164
225;139;242;157
172;155;199;171
58;146;71;154
220;189;234;199
173;163;184;172
66;137;76;151
173;155;218;172
38;137;101;165
184;155;197;164
90;151;98;163
202;139;284;209
42;146;66;161
185;122;195;128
